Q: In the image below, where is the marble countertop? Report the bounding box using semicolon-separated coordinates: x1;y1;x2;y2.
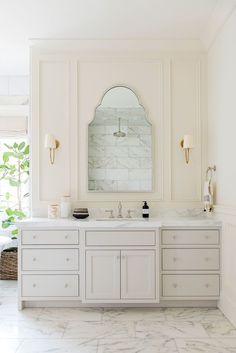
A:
16;216;221;229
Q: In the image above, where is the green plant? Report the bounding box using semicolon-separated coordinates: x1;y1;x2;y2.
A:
0;141;30;237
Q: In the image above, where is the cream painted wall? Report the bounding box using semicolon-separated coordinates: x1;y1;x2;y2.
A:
30;40;207;216
207;8;236;326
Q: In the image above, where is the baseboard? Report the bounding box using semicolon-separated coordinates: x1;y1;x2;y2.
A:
219;292;236;327
23;300;218;309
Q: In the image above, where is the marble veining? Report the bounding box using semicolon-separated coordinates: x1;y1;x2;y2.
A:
175;338;236;353
135;320;209;339
1;282;235;353
97;338;178;353
16;214;222;229
88;106;152;192
164;307;226;322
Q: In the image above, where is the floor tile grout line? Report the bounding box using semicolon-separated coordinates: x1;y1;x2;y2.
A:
15;339;25;353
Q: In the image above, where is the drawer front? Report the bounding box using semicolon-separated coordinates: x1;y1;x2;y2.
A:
162;229;219;245
162;274;220;297
22;249;79;271
162;248;220;271
86;231;156;246
22;230;79;245
22;275;79;297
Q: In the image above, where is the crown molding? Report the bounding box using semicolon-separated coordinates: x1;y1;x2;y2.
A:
29;39;205;53
201;0;236;50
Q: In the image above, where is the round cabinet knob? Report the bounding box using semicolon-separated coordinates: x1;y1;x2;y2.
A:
33;283;36;288
33;257;36;262
65;283;68;288
205;283;210;288
33;235;36;239
173;257;177;262
173;283;178;288
205;257;209;262
205;235;209;239
172;235;176;240
65;235;68;239
66;258;70;262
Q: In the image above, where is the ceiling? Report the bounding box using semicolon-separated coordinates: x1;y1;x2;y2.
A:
0;0;228;74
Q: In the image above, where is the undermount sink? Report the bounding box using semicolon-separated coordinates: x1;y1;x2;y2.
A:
95;218;147;221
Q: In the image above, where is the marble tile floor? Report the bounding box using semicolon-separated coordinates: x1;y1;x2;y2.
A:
1;281;236;352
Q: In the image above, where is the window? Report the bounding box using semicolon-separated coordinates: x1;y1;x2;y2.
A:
0;100;29;236
0;138;30;221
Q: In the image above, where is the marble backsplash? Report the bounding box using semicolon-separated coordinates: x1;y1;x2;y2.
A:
88;207;206;219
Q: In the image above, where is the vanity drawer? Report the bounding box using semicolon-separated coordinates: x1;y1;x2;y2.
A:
21;275;79;297
162;248;220;271
85;230;156;246
162;229;219;245
162;274;220;297
22;249;79;271
21;230;79;245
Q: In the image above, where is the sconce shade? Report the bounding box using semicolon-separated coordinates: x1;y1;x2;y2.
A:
45;134;56;149
183;134;194;149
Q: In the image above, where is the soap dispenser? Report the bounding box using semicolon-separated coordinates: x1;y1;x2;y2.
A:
142;201;149;218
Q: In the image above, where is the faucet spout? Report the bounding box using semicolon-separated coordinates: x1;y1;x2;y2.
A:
118;201;123;218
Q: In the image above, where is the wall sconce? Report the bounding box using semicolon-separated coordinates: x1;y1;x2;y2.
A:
180;134;194;164
44;134;60;165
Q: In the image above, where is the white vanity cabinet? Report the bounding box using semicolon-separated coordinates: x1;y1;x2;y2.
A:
18;228;80;309
161;228;220;300
17;220;221;309
121;250;156;300
85;250;120;300
81;229;159;303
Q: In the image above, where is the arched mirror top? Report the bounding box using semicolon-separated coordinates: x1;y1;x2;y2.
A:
90;86;151;127
88;86;153;192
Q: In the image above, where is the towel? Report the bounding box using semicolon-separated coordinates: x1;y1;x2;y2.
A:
204;180;214;212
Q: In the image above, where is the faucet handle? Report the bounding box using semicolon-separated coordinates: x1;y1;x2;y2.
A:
126;209;135;218
105;209;114;218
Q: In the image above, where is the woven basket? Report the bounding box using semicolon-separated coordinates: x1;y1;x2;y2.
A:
0;247;18;280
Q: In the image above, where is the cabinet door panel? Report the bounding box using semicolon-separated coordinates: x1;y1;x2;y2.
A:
85;250;120;300
121;250;156;299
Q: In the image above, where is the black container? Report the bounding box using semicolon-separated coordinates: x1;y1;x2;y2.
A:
73;208;89;219
142;201;149;218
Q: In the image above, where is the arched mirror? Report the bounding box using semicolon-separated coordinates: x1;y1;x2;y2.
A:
88;86;152;192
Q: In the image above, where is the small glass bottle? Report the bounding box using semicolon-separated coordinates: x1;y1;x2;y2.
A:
60;195;71;218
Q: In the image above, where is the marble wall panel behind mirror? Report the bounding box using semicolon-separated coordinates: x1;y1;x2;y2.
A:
88;86;152;192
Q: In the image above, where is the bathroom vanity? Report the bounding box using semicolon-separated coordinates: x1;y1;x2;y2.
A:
17;218;221;309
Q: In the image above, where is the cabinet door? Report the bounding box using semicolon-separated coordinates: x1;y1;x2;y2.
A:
85;250;120;300
121;250;156;300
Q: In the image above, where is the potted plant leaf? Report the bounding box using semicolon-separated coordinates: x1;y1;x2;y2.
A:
0;141;29;280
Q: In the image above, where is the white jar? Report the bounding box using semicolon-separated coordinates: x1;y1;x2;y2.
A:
60;195;71;218
48;204;60;219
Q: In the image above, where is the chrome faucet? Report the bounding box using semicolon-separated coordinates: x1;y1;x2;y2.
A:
117;201;123;218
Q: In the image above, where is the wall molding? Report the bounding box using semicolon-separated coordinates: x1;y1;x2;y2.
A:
30;44;207;214
30;39;205;53
76;58;164;202
201;1;236;50
170;58;203;202
219;291;236;327
214;204;236;217
214;212;236;327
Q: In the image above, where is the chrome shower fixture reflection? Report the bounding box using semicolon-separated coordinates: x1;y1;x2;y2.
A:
113;117;126;137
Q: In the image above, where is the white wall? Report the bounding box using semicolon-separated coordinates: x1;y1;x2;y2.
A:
208;8;236;326
30;40;207;215
0;76;29;96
